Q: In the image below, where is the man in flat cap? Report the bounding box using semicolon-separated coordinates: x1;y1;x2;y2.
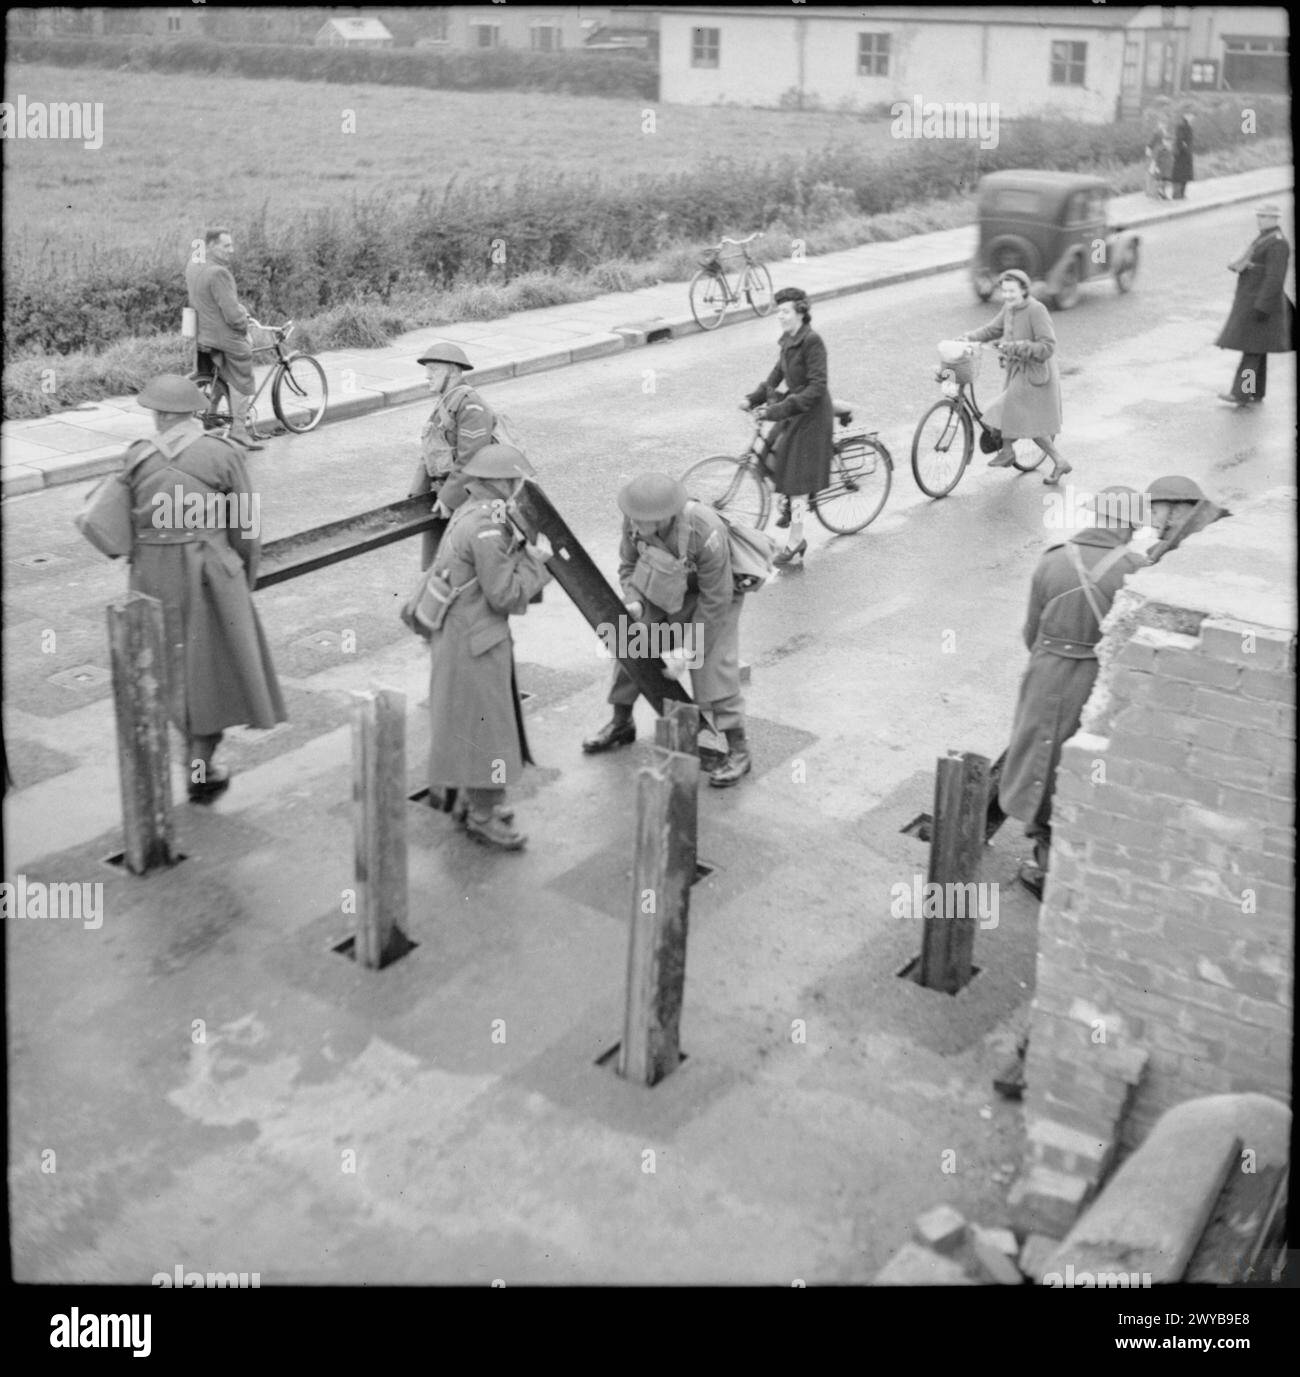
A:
583;472;752;787
118;374;286;801
1216;203;1294;407
407;443;552;850
999;486;1148;899
408;340;497;569
1143;475;1231;563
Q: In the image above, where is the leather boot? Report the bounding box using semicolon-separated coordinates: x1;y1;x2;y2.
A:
583;708;635;754
453;797;514;827
189;764;231;803
708;729;752;788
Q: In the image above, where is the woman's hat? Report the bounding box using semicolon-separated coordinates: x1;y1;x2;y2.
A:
138;374;209;413
773;286;809;306
999;269;1032;292
460;443;534;479
417;341;473;370
618;472;688;521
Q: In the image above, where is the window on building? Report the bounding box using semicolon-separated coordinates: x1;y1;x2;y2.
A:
1222;36;1288;94
1050;40;1087;86
428;11;449;43
531;24;562;52
856;32;890;77
691;27;719;68
472;24;500;49
167;13;182;33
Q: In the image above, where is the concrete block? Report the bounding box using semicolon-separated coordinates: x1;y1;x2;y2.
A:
513;348;574;377
874;1242;974;1285
319;385;386;422
569;333;626;362
973;1224;1019;1258
1199;617;1293;670
0;464;45;497
34;445;125;485
913;1203;967;1254
1240;667;1296;703
971;1233;1025;1285
472;362;517;386
1018;1231;1059;1282
612;325;650;346
1007;1165;1092;1239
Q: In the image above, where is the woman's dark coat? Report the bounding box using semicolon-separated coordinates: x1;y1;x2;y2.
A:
1216;229;1295;355
745;323;834;497
1171;117;1194;184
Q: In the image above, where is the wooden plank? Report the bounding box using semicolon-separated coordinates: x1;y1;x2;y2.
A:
619;748;697;1086
107;593;175;875
511;479;692;715
918;751;990;994
351;688;409;970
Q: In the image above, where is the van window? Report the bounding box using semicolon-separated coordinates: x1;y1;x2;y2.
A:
992;190;1041;215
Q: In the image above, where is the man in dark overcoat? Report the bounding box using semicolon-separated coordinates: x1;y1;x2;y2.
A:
999;486;1148;899
1216;204;1294;406
124;374;286;801
414;444;552;851
1170;111;1194;199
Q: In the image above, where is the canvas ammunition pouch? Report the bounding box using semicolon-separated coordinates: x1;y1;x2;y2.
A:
401;566;477;640
627;541;690;614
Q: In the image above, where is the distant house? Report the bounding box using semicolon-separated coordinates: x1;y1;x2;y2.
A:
314;16;394;49
658;6;1289;121
414;7;657;54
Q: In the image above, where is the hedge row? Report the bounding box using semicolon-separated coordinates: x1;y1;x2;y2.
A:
4;92;1287;361
5;36;657;99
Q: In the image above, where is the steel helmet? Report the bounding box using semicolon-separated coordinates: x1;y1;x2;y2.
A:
619;473;689;522
1090;485;1145;529
138;374;208;413
1145;475;1205;504
416;341;473;370
459;443;534;479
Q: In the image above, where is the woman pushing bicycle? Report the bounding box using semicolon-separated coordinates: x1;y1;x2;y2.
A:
408;340;497;570
741;286;835;566
959;269;1072;486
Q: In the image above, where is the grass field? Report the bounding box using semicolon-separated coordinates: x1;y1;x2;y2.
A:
2;62;892;266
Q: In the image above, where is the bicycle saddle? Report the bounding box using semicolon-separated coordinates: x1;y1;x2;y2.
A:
832;399;855;425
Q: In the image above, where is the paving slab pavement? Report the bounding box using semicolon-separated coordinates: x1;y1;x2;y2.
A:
2;166;1290;499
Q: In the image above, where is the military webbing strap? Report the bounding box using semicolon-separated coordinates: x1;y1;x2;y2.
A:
1064;541;1132;634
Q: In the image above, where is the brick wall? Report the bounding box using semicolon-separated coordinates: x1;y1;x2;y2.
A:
1015;489;1295;1235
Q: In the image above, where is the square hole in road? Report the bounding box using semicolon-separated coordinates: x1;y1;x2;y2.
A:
47;663;111;691
693;861;714;884
901;812;932;840
104;850;188;871
896;954;981;995
594;1040;687;1086
330;929;418;969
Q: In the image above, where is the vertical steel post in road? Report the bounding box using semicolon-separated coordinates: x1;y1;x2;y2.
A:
918;750;990;995
107;592;176;875
351;687;409;970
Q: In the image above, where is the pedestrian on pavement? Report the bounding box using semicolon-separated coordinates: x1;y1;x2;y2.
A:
741;285;833;566
184;228;264;452
413;443;552;851
1145;124;1172;199
961;269;1072;485
408;341;497;570
582;472;753;787
125;374;287;802
998;485;1148;900
1170;110;1194;199
1215;204;1294;407
1143;475;1231;562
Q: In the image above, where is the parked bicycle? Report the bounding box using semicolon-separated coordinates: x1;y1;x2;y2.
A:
191;318;328;440
682;405;893;535
688;233;775;332
910;340;1048;498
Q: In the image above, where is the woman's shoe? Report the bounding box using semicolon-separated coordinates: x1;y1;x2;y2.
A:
452;798;514;827
1043;460;1072;486
188;765;231;804
772;539;806;567
987;449;1016;468
775;496;792;529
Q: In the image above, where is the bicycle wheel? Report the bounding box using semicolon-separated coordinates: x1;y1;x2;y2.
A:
911;399;973;499
681;456;770;529
742;262;774;317
1010;439;1049;472
272;353;328;433
688;268;729;331
812;435;893;534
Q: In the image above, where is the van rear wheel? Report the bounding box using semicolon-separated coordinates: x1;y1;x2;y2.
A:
1054;259;1082;310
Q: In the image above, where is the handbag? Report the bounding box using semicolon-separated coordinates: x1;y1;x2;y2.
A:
73;442;160;558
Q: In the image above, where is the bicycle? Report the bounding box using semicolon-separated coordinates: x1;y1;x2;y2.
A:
910;340;1049;499
191;318;329;440
688;233;775;332
681;405;893;535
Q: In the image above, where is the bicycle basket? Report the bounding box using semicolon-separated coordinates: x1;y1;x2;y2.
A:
938;339;980;385
698;254;723;273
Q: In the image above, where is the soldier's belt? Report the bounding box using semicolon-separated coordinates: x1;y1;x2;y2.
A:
1036;634;1098;659
134;531;210;545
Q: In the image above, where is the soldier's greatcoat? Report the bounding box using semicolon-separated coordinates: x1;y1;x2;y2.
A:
745;323;834;497
425;488;551;790
999;528;1147;828
966;297;1062;438
125;419;286;738
409;382;496;568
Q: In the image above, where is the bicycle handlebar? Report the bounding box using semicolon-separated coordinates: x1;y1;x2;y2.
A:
247;317;293;338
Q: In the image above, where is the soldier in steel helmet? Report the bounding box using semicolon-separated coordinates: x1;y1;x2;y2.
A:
999;486;1148;899
408;340;497;569
1143;475;1231;563
122;374;286;802
582;472;752;787
408;443;553;850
